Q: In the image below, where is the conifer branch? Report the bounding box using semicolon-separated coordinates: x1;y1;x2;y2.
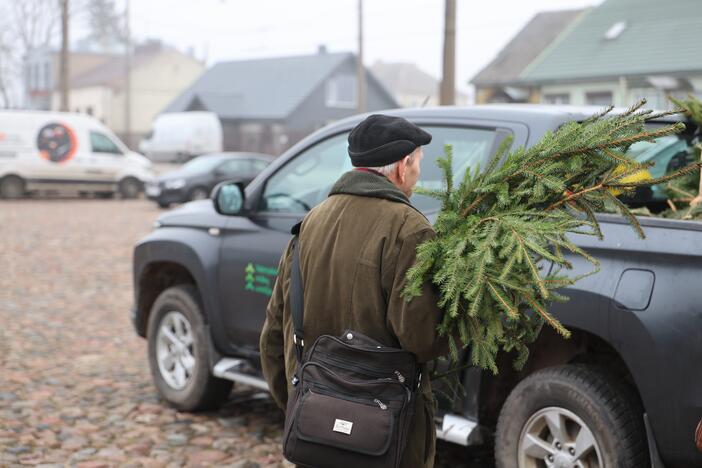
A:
404;101;694;373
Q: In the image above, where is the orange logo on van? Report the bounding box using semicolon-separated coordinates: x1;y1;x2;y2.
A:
37;123;77;163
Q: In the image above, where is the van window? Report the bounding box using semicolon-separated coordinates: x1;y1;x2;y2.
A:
90;131;123;155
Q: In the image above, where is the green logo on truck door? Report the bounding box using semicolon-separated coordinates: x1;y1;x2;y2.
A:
244;263;278;297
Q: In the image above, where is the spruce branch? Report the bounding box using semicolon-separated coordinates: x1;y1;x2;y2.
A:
404;101;693;373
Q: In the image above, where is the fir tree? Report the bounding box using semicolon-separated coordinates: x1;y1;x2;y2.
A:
402;101;698;374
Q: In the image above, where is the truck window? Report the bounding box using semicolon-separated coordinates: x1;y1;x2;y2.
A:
260;126;498;214
90;131;123;155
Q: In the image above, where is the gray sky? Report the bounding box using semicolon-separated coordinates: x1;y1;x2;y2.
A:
109;0;603;94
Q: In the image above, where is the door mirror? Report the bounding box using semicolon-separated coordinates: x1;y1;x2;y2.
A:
213;181;245;215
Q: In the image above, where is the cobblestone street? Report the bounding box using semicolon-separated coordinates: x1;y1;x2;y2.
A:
0;199;491;467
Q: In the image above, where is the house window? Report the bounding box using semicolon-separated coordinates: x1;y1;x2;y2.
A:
326;75;357;108
542;93;570;105
631;88;663;109
586;91;613;106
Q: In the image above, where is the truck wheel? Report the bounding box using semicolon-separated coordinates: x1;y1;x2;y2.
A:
495;365;648;468
189;186;209;201
0;176;25;199
147;285;233;411
119;177;141;199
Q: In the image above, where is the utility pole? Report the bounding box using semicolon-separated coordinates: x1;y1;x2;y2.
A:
59;0;69;111
440;0;456;106
356;0;366;114
124;0;132;148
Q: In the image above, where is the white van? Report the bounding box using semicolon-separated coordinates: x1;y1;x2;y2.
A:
139;112;223;163
0;110;153;198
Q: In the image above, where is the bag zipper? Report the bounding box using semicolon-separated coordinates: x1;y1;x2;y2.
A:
311;355;412;402
301;362;409;405
306;384;390;410
315;352;400;379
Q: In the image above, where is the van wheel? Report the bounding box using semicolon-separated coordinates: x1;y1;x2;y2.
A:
495;365;648;468
147;285;233;411
119;177;141;199
0;176;25;199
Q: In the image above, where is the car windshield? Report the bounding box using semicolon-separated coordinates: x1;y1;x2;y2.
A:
179;156;225;175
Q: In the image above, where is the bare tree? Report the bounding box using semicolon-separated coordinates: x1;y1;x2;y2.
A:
86;0;126;51
11;0;59;52
0;0;59;108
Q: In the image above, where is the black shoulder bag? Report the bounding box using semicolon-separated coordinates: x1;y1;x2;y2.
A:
282;235;420;468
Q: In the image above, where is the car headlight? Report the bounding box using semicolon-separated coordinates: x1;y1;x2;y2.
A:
164;178;186;190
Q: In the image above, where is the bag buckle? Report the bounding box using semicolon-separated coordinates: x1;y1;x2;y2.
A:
293;333;304;347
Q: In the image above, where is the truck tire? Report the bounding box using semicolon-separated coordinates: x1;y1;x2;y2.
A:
495;364;648;468
119;177;141;199
0;175;25;199
147;285;233;411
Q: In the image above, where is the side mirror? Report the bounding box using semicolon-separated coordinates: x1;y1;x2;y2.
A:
213;181;246;215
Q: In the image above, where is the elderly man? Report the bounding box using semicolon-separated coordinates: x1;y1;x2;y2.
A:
260;114;449;468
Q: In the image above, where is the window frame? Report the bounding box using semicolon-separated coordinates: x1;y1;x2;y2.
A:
585;91;614;106
251;122;522;218
543;93;571;105
325;75;357;108
90;130;124;155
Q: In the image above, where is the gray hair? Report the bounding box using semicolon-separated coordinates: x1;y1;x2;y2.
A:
359;150;416;177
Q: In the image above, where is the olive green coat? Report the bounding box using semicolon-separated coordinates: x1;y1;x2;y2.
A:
260;170;449;468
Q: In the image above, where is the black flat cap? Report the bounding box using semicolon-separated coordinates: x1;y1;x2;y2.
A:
348;114;432;167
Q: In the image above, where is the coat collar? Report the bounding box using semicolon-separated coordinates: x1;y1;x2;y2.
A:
329;170;422;214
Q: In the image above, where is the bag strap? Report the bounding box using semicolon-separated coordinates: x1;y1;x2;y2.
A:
290;235;305;364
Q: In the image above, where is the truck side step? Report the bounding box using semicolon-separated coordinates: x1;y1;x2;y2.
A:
436;413;482;446
212;358;269;391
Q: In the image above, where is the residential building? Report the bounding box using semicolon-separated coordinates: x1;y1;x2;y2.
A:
474;0;702;108
371;60;468;107
521;0;702;108
471;9;585;104
163;49;399;156
51;42;204;147
24;48;116;110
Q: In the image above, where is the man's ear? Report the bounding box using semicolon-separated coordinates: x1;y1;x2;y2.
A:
396;157;407;184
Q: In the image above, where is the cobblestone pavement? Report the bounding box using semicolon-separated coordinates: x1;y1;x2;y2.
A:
0;199;492;467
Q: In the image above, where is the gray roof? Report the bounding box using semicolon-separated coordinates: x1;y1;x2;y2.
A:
371;61;439;95
163;52;357;120
471;9;585;86
521;0;702;82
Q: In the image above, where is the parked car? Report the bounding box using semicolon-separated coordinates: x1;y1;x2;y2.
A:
139;111;223;163
0;110;153;199
132;105;702;467
145;152;274;208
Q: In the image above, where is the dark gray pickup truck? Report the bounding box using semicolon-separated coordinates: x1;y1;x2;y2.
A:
132;105;702;467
